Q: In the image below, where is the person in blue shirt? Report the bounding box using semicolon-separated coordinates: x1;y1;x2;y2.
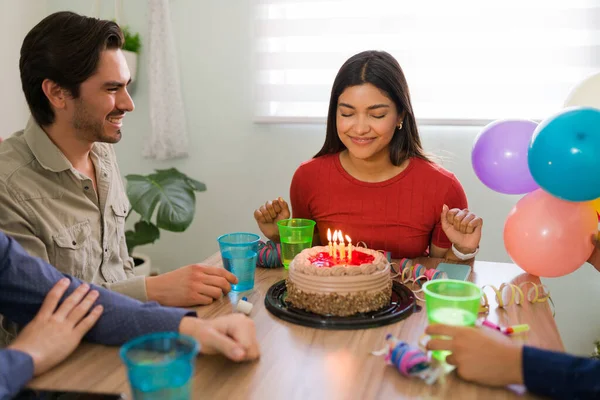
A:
0;232;259;399
426;235;600;399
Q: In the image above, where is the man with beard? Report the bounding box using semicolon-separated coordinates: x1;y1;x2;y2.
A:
0;11;236;343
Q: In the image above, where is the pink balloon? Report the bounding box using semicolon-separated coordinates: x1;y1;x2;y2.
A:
504;189;597;277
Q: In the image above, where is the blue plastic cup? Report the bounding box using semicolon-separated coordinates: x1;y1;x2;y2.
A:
217;232;260;292
120;332;199;400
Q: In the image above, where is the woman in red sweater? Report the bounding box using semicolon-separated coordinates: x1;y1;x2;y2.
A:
254;50;482;261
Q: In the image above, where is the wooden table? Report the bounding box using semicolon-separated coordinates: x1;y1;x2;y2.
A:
29;254;563;399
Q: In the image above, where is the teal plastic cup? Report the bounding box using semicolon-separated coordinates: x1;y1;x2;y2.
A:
217;232;260;291
277;218;316;269
120;332;199;400
422;279;482;361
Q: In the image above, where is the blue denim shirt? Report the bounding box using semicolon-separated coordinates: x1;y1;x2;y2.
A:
523;345;600;399
0;232;194;399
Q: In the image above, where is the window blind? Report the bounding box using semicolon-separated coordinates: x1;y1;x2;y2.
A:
254;0;600;124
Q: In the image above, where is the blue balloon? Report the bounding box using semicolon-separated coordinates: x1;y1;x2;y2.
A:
528;107;600;202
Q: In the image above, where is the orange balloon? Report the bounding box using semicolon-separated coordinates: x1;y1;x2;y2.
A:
504;189;597;277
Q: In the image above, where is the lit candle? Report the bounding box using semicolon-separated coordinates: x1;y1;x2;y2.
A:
327;228;333;256
339;232;345;260
345;235;352;261
333;230;338;259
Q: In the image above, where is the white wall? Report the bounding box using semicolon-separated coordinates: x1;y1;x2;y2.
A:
0;0;46;137
11;0;596;356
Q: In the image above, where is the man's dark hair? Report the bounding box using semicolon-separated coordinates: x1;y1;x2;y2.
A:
20;11;124;126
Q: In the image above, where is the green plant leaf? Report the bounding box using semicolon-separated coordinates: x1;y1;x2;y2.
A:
120;25;142;53
125;174;162;222
125;168;206;233
184;176;207;192
125;220;160;254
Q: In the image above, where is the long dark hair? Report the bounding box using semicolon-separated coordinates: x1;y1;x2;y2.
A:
20;11;124;126
314;50;429;165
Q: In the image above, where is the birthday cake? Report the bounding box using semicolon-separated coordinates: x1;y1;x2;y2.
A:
286;244;392;316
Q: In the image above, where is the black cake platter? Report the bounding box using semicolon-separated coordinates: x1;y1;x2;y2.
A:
264;280;418;330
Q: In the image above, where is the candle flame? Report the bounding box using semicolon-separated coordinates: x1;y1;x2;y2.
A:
332;230;338;241
327;228;332;241
339;232;345;244
345;235;351;243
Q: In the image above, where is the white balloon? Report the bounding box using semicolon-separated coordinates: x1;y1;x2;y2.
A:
564;72;600;109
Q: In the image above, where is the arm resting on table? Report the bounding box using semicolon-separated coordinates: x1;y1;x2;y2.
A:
0;232;195;346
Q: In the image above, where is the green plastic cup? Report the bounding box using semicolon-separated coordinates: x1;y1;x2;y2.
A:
422;279;482;361
277;218;316;269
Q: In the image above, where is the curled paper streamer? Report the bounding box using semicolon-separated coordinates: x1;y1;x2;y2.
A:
480;281;554;316
391;258;554;316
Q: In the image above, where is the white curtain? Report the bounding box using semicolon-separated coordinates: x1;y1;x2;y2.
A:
254;0;600;124
144;0;189;160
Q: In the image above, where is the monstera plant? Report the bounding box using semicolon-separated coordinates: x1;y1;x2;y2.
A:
125;168;206;275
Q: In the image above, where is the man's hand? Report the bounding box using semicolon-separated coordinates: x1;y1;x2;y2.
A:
146;265;238;307
179;314;260;362
425;324;523;387
587;233;600;272
253;197;291;241
8;278;103;375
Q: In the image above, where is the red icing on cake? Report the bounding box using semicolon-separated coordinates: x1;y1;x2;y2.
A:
308;251;375;268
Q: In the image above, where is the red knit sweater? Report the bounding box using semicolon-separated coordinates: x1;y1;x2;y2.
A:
290;153;468;259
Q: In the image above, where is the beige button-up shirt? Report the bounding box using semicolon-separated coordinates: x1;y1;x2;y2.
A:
0;118;147;301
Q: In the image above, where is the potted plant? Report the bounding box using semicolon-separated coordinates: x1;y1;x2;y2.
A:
125;168;206;276
120;25;141;82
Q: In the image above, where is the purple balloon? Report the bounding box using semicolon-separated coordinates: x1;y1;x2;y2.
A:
471;119;539;194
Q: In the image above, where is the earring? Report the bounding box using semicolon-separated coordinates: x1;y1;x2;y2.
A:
397;121;403;130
